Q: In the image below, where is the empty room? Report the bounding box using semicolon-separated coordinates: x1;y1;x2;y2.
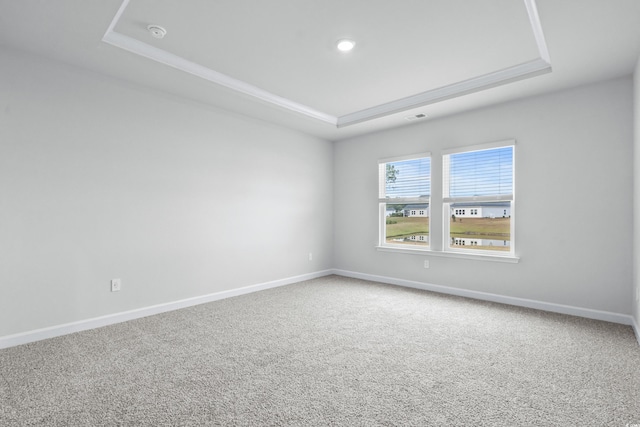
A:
1;0;640;425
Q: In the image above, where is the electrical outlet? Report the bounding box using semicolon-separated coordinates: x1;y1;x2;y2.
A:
308;252;313;261
111;278;121;292
424;260;430;269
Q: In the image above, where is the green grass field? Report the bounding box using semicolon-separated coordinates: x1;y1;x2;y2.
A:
450;217;510;240
385;217;429;239
385;216;510;250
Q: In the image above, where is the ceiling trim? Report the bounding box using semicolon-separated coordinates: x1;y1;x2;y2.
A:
102;30;337;125
524;0;551;63
102;0;551;129
337;58;551;127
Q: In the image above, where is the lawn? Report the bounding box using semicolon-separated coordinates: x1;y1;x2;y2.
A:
384;216;510;249
385;216;428;239
450;217;510;240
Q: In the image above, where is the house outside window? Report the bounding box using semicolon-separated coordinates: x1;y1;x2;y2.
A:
378;153;431;249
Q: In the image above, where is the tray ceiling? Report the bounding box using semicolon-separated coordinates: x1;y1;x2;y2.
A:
3;0;640;140
104;0;550;127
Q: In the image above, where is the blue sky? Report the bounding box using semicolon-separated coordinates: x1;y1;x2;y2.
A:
384;146;513;199
448;146;513;198
385;157;431;198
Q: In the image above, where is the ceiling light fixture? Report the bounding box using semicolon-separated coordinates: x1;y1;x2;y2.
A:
147;25;167;39
103;0;551;129
336;39;355;52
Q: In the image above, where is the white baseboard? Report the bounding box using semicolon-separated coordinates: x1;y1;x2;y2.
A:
332;269;637;328
0;270;334;350
3;269;638;349
632;316;640;347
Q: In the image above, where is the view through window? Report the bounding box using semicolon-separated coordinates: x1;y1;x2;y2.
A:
443;144;514;255
378;154;431;248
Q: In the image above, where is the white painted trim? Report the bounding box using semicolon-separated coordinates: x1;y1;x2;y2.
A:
0;270;333;350
442;139;516;156
4;270;635;349
332;269;635;327
102;0;552;128
102;31;337;126
378;152;431;164
524;0;551;63
103;0;129;37
375;246;520;263
337;59;551;127
632;316;640;347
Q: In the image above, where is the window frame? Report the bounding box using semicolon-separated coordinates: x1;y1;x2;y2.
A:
378;152;431;251
442;140;516;258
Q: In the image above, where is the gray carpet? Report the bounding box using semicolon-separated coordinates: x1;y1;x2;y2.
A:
1;275;639;426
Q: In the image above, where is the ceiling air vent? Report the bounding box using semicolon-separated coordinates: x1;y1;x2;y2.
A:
404;113;428;122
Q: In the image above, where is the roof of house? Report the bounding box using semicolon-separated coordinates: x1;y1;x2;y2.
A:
450;202;510;208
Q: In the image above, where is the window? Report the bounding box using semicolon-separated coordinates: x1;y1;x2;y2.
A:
443;141;514;256
379;153;431;248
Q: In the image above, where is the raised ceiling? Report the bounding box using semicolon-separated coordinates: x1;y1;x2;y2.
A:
1;0;639;140
104;0;550;127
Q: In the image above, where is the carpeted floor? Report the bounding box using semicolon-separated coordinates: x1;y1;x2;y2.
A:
1;275;639;426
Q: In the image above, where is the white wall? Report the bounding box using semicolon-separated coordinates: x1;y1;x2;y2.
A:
634;56;640;329
1;43;635;342
334;77;634;315
0;48;333;337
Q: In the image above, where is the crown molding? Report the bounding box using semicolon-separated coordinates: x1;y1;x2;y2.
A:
102;29;337;126
337;59;551;127
103;0;551;128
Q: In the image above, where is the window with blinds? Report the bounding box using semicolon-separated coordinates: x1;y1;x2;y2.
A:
378;153;431;248
443;141;514;255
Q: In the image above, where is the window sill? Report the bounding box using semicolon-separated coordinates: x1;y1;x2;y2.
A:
375;246;520;263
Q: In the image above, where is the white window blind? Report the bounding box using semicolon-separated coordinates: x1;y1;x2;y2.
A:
378;154;431;202
443;144;513;203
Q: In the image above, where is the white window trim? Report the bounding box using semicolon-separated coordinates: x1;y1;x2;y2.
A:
378;152;431;164
376;140;519;263
441;139;515;156
443;140;515;258
375;245;520;263
378;152;431;251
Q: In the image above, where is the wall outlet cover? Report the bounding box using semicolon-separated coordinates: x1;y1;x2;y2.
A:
111;278;121;292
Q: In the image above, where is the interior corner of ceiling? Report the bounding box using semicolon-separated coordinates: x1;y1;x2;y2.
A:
103;0;130;39
523;0;551;65
98;0;554;130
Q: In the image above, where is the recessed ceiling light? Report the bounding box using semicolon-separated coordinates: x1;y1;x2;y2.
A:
147;25;167;39
336;39;356;52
